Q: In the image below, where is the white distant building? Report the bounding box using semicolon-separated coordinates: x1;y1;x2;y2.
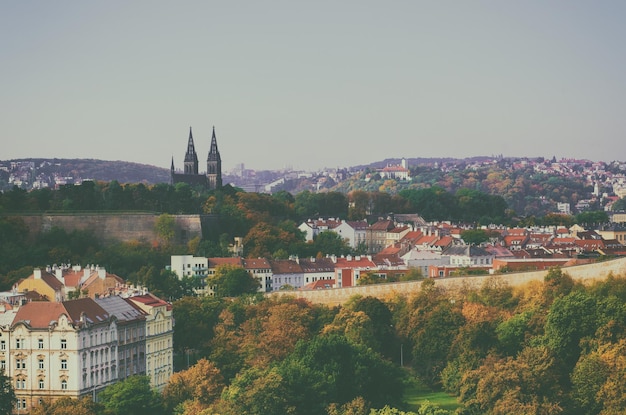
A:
379;158;411;180
401;249;450;276
557;202;571;215
169;255;209;279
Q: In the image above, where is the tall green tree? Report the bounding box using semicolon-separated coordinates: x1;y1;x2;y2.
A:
0;368;16;415
98;375;164;415
208;264;260;298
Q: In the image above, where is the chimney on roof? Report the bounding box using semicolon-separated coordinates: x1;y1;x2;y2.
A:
55;268;63;282
84;268;90;280
34;268;42;279
98;268;106;280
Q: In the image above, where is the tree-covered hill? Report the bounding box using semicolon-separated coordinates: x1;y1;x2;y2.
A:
2;158;170;186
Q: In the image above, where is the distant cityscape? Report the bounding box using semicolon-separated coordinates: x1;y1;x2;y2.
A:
2;156;626;215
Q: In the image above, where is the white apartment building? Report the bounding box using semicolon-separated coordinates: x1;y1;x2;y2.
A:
95;296;146;381
169;255;209;280
2;299;119;413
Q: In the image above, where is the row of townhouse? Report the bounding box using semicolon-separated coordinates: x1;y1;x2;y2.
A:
13;264;146;303
172;223;626;296
1;270;173;413
299;216;430;255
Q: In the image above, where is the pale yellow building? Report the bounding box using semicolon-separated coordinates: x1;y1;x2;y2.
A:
127;294;174;391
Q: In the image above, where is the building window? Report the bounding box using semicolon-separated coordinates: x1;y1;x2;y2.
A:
0;360;5;370
16;338;23;349
38;338;44;349
61;359;67;370
61;339;67;349
16;359;26;369
39;379;45;389
0;340;4;350
16;398;27;410
61;379;68;390
39;359;44;369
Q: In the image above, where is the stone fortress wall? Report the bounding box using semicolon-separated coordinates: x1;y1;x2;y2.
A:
14;213;203;245
270;257;626;306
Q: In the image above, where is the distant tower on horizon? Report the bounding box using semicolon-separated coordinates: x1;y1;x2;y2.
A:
171;126;222;190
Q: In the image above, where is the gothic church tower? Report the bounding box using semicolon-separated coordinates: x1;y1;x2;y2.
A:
184;127;199;175
207;126;222;189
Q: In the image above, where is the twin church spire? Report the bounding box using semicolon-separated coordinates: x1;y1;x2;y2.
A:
171;126;222;190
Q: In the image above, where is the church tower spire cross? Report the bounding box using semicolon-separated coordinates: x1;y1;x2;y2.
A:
184;126;199;175
206;126;222;189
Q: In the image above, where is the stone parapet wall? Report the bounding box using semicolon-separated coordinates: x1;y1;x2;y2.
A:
14;213;203;244
269;257;626;306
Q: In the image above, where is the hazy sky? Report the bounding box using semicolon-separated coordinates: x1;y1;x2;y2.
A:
2;1;625;172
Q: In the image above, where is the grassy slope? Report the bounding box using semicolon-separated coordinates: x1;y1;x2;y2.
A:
403;376;460;412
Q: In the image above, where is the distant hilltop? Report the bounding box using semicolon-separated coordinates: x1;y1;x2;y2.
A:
0;158;170;191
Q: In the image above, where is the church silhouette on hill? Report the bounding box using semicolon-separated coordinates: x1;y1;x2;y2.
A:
170;126;222;190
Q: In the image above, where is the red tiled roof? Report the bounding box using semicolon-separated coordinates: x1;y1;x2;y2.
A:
302;279;336;290
26;270;64;291
298;257;335;273
13;298;109;329
400;231;423;244
369;220;395;231
128;293;172;311
334;256;376;269
433;236;454;247
14;302;66;328
345;221;368;230
62;270;84;288
243;258;271;269
269;259;303;274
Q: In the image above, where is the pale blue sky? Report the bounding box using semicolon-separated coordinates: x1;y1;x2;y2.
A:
2;1;625;171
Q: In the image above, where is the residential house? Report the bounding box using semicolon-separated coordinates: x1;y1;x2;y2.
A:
366;219;395;254
402;249;450;277
269;259;304;291
332;255;376;288
333;220;368;249
127;294;173;392
596;224;626;245
444;245;495;267
15;268;65;302
95;297;146;381
298;218;342;242
243;258;273;293
205;258;244;296
4;299;118;413
298;257;335;286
